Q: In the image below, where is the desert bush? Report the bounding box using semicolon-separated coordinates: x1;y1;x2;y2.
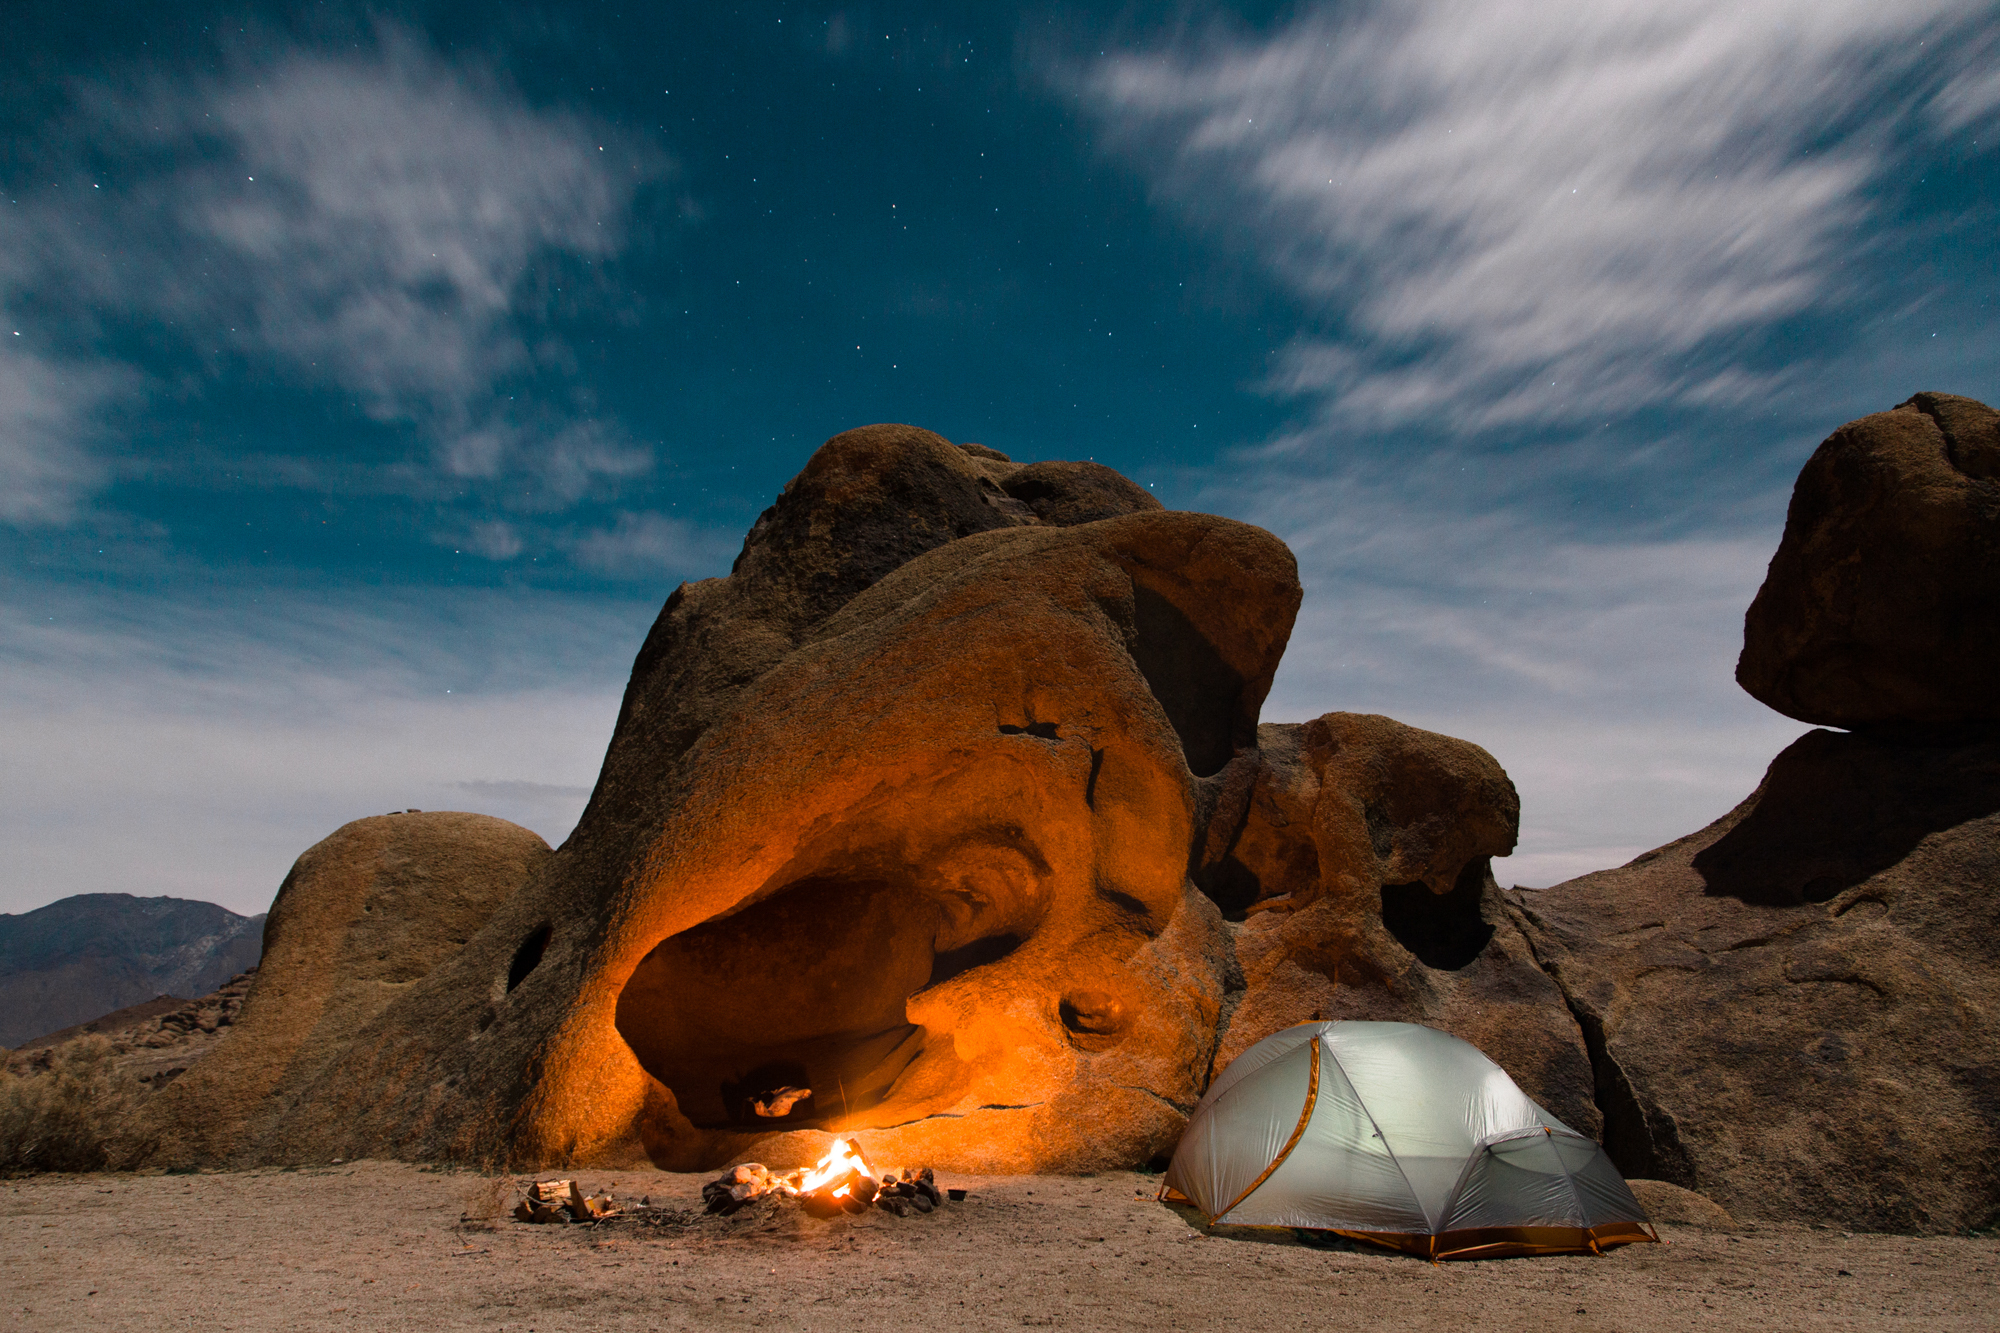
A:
0;1037;154;1173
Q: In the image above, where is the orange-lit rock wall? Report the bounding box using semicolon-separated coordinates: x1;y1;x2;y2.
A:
143;424;1586;1173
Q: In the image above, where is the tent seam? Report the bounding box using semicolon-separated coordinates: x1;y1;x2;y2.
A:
1215;1039;1319;1222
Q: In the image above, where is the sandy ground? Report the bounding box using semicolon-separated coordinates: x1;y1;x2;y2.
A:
3;1163;1994;1331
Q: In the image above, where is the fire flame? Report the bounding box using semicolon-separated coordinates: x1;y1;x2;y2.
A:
790;1138;874;1197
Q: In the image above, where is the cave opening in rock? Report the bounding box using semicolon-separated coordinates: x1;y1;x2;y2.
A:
1379;859;1495;970
615;869;1021;1132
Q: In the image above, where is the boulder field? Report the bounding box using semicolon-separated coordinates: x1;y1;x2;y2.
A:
139;404;2000;1233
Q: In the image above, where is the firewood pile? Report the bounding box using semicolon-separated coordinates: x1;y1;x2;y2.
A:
511;1178;625;1224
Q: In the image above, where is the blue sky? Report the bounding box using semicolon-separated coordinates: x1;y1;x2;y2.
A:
4;1;1996;915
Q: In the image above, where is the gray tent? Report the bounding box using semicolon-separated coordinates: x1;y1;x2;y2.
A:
1162;1021;1657;1259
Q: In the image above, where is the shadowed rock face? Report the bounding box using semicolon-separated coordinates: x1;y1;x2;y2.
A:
1738;392;2000;728
1513;729;2000;1233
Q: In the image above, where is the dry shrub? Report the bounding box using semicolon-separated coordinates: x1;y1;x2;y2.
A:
0;1037;154;1173
458;1175;513;1229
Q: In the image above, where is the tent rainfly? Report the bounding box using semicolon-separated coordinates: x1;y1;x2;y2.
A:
1162;1021;1659;1260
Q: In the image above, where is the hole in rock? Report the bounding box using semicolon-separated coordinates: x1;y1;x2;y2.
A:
1379;860;1494;971
999;722;1061;740
506;924;551;993
616;872;1023;1132
1127;582;1245;778
1059;989;1130;1050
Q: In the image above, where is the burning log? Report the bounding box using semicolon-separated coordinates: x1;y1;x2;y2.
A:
783;1138;880;1217
695;1140;951;1222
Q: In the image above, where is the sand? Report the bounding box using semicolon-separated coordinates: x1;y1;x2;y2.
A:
3;1163;1993;1331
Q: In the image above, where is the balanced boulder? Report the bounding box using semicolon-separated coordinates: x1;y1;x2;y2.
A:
1738;392;2000;727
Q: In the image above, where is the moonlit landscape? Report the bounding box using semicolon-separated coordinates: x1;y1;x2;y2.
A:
3;4;1995;910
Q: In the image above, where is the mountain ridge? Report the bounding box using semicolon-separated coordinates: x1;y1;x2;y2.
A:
0;894;265;1048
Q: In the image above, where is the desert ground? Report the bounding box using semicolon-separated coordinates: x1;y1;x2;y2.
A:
3;1163;1992;1331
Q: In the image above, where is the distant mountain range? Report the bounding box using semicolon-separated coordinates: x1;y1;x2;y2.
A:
0;894;264;1049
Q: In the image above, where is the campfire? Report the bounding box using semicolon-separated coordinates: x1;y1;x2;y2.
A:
701;1139;949;1219
510;1138;955;1227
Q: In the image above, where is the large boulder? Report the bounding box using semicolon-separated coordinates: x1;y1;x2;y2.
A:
154;427;1300;1173
141;813;550;1166
1193;714;1599;1136
1738;392;2000;727
1513;727;2000;1233
1517;392;2000;1233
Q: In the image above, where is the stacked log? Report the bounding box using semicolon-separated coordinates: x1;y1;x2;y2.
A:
512;1178;622;1224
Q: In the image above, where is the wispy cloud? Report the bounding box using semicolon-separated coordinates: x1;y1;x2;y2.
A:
3;23;665;528
0;580;646;915
1245;478;1810;883
567;511;738;578
0;333;127;526
1077;0;1994;432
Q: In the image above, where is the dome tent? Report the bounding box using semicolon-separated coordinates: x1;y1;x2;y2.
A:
1162;1021;1657;1260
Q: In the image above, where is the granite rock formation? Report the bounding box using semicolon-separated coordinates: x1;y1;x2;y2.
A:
1738;392;2000;727
1519;391;2000;1234
143;813;550;1165
136;424;1589;1176
140;428;1299;1173
124;401;2000;1230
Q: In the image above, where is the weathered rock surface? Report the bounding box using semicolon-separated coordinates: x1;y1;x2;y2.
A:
1514;727;2000;1233
1193;714;1600;1136
149;427;1303;1174
1738;392;2000;727
142;812;549;1166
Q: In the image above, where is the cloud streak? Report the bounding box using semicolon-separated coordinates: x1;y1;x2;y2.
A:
1079;0;1994;432
1061;2;1999;881
1247;480;1811;883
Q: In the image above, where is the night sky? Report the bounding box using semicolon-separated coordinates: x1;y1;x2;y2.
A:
5;1;1996;915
